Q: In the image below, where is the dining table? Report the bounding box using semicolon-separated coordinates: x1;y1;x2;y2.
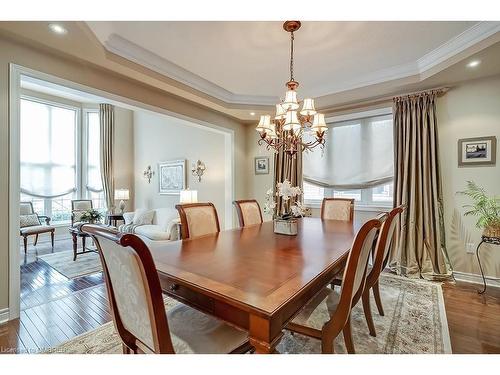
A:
148;216;365;353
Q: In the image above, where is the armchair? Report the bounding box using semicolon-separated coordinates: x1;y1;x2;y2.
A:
19;201;55;254
71;199;93;227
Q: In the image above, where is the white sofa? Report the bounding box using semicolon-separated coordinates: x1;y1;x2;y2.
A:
118;207;181;242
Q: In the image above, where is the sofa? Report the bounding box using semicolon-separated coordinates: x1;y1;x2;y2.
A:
118;207;181;242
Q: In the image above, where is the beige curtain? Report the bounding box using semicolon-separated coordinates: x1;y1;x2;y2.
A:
390;91;451;280
99;104;115;212
273;150;303;217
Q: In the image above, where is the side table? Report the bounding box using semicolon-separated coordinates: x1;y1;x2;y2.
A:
107;213;125;228
475;235;500;294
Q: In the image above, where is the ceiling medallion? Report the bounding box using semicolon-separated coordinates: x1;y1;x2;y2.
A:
256;21;327;155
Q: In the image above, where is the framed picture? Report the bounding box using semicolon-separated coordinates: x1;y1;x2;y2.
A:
458;136;497;167
158;159;186;194
255;156;270;175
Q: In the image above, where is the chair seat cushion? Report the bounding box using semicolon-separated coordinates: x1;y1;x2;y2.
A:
289;287;341;331
134;225;171;241
20;225;55;235
167;303;248;354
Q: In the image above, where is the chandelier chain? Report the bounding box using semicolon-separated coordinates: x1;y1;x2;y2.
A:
290;31;294;82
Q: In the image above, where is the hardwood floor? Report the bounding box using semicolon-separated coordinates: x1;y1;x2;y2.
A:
1;238;499;354
442;280;500;353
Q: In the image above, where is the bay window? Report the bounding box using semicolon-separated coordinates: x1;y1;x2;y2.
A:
20;97;104;224
303;112;394;207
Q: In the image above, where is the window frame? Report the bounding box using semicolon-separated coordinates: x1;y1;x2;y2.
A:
303;107;394;211
19;95;105;224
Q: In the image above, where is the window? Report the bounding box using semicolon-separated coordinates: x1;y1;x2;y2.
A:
20;97;104;224
303;111;394;207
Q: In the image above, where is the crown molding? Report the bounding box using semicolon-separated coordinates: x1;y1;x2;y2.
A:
105;34;278;106
101;22;500;107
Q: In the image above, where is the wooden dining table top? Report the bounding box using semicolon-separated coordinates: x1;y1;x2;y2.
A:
148;217;363;317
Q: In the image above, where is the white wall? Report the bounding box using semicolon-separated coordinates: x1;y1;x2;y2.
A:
133;110;230;228
438;75;500;279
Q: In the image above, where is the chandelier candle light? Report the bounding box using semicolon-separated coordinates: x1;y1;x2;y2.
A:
256;21;328;155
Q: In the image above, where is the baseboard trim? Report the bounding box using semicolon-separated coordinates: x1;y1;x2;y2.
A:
453;271;500;288
0;308;9;324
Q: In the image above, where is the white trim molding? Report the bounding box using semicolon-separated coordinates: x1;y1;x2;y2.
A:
453;271;500;288
95;22;500;106
0;308;9;324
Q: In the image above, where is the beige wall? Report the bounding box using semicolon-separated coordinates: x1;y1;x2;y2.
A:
0;35;247;312
438;75;500;279
133;110;230;227
245;127;274;221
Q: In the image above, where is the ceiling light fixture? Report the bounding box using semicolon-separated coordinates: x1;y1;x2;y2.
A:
256;21;326;156
250;112;256;116
466;60;481;68
48;23;67;35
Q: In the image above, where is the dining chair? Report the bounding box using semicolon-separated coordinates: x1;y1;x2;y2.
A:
321;198;354;222
71;199;93;227
19;201;55;254
233;199;263;227
360;205;405;337
175;202;220;239
286;217;382;354
81;224;251;354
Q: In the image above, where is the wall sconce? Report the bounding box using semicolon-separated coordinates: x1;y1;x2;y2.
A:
143;165;155;184
191;160;206;182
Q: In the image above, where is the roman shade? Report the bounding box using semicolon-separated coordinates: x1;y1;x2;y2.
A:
303;114;393;189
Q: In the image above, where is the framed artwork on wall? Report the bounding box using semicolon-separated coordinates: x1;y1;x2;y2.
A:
458;136;497;167
255;156;270;175
158;159;186;194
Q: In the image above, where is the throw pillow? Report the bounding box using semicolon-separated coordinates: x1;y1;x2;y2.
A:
20;214;40;228
132;209;155;225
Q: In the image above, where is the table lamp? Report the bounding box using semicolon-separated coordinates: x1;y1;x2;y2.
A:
179;189;198;204
114;189;130;213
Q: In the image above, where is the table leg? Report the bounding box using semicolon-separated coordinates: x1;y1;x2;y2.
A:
82;236;86;253
248;314;283;354
476;240;487;294
72;233;78;261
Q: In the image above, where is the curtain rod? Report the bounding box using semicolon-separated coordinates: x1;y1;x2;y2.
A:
393;86;450;100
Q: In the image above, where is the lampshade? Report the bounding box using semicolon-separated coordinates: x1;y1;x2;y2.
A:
255;115;272;133
300;98;317;116
282;90;299;110
114;189;130;200
312;113;328;132
267;122;277;138
275;104;286;120
283;110;301;133
179;189;198;204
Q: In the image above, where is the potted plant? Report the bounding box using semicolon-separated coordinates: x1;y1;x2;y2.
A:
80;209;103;225
264;179;307;235
458;181;500;238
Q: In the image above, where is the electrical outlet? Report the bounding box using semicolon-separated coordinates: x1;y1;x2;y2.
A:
466;243;476;254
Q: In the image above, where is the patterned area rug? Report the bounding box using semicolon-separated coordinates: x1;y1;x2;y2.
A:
45;274;451;354
38;250;102;279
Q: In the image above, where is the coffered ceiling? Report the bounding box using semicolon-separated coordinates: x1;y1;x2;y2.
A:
1;21;500;121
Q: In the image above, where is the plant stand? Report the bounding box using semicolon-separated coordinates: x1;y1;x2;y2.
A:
475;235;500;294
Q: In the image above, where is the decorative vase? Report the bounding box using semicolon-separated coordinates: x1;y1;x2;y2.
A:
273;218;298;236
483;224;500;238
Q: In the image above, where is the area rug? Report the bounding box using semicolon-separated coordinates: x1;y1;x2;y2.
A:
38;250;102;279
45;273;451;354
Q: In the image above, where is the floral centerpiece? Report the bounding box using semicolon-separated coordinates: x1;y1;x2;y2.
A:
80;209;103;224
264;179;307;235
458;181;500;238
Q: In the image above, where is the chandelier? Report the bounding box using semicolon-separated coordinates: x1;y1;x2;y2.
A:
256;21;327;155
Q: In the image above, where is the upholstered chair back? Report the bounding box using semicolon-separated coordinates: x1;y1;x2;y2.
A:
20;201;34;216
233;200;263;227
321;198;354;221
371;205;404;279
82;225;175;353
338;218;382;309
175;203;220;239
